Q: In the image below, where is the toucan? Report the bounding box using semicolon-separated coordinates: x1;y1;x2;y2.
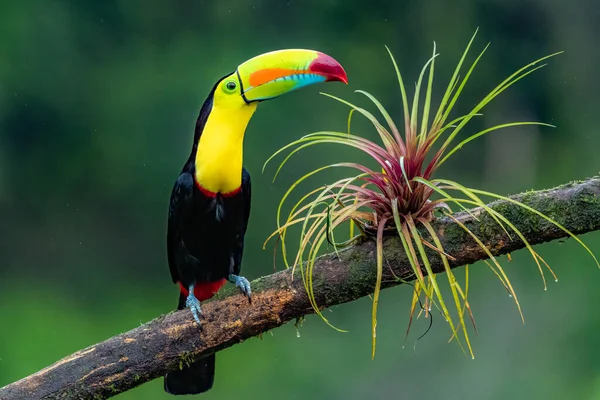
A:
164;49;348;395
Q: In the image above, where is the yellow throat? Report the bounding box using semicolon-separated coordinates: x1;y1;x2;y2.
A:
194;89;257;194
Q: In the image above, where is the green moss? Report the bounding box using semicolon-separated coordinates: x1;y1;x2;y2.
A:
345;247;373;276
476;213;502;241
345;248;376;278
438;220;470;250
294;316;305;331
179;351;195;370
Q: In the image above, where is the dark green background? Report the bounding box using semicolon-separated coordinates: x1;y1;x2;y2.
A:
1;1;599;399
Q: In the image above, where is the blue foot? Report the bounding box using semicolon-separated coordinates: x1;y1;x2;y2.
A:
185;285;203;325
228;274;252;303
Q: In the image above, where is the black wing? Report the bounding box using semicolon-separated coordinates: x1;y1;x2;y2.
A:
167;171;195;284
241;167;251;234
230;168;251;276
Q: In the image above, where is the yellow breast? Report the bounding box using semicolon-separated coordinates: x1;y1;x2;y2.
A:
194;100;257;194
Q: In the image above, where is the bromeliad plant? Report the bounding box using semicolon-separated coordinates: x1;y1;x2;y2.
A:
262;30;599;358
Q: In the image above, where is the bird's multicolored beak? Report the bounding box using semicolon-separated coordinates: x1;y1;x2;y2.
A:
236;49;348;103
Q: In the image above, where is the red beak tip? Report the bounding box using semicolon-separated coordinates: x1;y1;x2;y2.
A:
311;52;348;85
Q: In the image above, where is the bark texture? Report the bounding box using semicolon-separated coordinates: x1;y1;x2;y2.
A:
2;176;600;400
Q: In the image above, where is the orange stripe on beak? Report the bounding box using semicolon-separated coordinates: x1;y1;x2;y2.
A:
248;68;299;87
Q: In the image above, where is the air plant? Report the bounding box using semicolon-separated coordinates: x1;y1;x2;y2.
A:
262;29;599;359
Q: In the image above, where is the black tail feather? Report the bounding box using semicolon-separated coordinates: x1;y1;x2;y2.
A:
164;353;215;395
164;293;215;395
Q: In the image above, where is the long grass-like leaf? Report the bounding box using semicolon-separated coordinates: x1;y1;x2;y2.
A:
320;93;400;154
274;164;358;268
410;53;439;144
446;213;524;322
431;28;479;130
372;215;389;358
392;199;427;293
438;43;490;130
438;122;554;166
269;137;387;182
446;195;553;290
355;90;406;154
436;53;562;161
421;220;474;358
406;217;465;354
385;45;411;135
428;178;513;239
419;42;437;143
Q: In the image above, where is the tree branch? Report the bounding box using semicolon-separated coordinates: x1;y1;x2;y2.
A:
2;177;600;400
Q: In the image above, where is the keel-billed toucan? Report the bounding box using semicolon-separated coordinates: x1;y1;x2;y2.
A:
164;49;347;395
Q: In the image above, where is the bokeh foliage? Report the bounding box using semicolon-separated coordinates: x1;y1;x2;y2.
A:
1;1;599;399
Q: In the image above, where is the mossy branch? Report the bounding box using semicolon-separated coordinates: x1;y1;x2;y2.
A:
2;176;600;400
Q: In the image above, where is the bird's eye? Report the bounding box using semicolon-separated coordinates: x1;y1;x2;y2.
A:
225;81;237;92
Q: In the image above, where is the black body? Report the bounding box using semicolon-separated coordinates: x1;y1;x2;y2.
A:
164;80;252;395
166;167;251;286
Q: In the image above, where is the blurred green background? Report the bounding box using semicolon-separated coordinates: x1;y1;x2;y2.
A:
1;0;599;399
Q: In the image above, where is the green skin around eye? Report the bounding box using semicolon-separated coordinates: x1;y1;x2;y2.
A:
225;81;236;92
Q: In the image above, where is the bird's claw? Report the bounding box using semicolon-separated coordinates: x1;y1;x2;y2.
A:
229;274;252;303
185;290;203;325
